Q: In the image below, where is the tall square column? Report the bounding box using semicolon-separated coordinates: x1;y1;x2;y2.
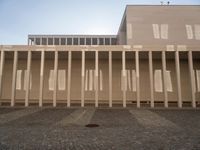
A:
11;51;18;107
175;51;182;108
95;51;99;107
39;51;45;107
67;51;71;107
81;51;85;107
0;51;5;100
122;51;126;107
188;50;196;108
162;51;168;108
149;51;154;108
53;51;58;107
109;51;112;107
25;51;32;107
135;51;140;108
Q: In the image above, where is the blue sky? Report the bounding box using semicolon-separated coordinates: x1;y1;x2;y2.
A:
0;0;199;44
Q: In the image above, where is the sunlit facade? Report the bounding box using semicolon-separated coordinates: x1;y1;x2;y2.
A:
0;5;200;108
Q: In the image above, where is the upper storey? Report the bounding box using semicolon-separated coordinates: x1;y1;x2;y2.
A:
118;5;200;46
28;35;117;45
28;5;200;47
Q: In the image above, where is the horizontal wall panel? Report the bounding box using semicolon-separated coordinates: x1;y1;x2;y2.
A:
0;49;199;107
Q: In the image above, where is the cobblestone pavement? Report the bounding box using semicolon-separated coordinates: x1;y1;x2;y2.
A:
0;107;200;150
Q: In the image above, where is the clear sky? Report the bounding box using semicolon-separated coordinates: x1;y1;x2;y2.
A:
0;0;199;44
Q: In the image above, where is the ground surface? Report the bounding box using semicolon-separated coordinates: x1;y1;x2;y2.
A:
0;107;200;150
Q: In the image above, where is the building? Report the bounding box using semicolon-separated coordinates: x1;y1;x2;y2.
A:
0;5;200;108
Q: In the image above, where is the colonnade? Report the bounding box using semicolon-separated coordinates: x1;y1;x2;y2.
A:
0;49;198;108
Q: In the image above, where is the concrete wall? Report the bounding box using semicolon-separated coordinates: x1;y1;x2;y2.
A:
123;5;200;46
1;51;199;107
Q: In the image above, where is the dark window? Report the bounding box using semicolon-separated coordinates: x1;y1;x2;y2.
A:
105;38;110;45
42;38;47;45
92;38;98;45
111;38;117;45
61;38;66;45
36;38;40;45
48;38;53;45
86;38;91;45
54;38;59;45
99;38;104;45
67;38;72;45
73;38;78;45
80;38;85;45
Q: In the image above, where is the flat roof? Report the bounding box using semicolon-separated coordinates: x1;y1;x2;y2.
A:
28;35;117;38
1;45;200;52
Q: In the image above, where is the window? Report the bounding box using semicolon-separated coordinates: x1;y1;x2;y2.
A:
186;24;200;40
61;38;66;45
35;38;40;45
67;38;72;45
42;38;47;45
86;38;91;45
54;38;59;45
152;24;168;39
105;38;110;45
80;38;85;45
73;38;78;45
99;38;104;45
111;38;117;45
92;38;97;45
48;38;53;45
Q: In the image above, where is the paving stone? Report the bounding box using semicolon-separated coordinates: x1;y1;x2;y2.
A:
0;108;200;149
0;108;22;115
57;108;95;126
0;108;42;125
129;109;180;129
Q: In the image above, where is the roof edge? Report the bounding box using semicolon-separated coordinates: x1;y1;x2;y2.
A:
126;4;200;7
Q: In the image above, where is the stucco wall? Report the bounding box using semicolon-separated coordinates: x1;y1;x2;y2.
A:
123;5;200;46
1;51;199;106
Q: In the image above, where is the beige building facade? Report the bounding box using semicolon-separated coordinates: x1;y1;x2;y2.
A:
0;5;200;108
